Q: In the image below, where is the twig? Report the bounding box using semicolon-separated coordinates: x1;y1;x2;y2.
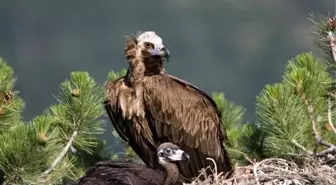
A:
328;92;336;99
40;130;78;177
327;31;336;63
191;166;212;183
221;173;314;184
291;139;313;155
327;99;336;134
298;93;334;149
316;145;336;156
228;148;255;165
206;158;218;185
252;162;261;185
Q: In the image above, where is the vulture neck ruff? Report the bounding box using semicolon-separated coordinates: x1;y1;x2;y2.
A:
125;34;165;84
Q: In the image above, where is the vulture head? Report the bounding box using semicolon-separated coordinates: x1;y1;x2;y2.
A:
125;31;170;63
157;142;190;164
136;31;170;62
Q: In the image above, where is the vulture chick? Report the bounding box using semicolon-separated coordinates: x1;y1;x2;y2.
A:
104;31;232;182
74;142;190;185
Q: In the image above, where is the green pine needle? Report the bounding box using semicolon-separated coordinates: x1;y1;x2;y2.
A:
256;52;336;159
0;124;49;184
107;69;127;81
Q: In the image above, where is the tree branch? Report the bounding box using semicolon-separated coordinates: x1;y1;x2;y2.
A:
298;93;334;150
327;31;336;63
316;145;336;157
290;139;313;155
40;130;78;177
228;148;255;165
327;99;336;134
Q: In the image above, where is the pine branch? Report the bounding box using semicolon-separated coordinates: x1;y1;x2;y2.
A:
290;139;313;155
41;130;78;177
327;99;336;134
327;31;336;63
298;91;334;149
0;58;24;134
309;13;336;65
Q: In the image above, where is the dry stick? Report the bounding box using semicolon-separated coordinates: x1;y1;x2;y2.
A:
316;145;336;156
206;158;218;185
327;99;336;134
228;148;255;165
221;158;324;184
191;166;213;183
41;130;78;177
252;162;262;185
327;31;336;63
237;158;289;185
222;173;314;184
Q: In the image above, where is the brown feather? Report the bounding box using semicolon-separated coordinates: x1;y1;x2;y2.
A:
104;32;232;183
104;71;158;168
142;74;232;180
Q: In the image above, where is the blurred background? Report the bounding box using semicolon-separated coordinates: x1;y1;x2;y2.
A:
0;0;334;150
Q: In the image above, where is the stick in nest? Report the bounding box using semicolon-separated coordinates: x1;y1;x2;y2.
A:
206;158;218;185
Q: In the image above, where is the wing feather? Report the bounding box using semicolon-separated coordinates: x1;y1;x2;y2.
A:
104;77;158;168
143;74;225;158
143;74;232;180
104;79;130;142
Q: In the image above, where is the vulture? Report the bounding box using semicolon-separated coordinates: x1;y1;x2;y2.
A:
74;142;190;185
104;31;232;181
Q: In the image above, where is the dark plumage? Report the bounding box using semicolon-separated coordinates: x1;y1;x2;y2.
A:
74;142;190;185
104;31;232;182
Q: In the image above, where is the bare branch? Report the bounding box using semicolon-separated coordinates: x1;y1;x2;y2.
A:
327;31;336;63
206;158;218;185
228;148;255;165
316;145;336;157
298;92;334;149
327;99;336;134
40;130;78;177
252;162;261;185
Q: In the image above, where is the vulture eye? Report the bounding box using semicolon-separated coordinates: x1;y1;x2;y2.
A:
144;42;153;48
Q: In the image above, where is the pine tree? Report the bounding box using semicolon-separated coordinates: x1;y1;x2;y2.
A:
254;14;336;162
256;52;335;160
0;59;106;185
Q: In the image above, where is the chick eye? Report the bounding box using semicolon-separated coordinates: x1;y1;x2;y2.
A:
165;148;171;154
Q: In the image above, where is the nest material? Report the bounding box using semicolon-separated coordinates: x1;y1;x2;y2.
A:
187;157;336;185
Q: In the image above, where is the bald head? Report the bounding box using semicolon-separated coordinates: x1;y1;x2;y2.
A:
131;31;170;62
157;142;190;164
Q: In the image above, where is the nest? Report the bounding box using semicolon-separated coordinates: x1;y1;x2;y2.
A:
187;156;336;185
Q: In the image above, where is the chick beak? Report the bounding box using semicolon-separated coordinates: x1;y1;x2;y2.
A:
182;152;190;161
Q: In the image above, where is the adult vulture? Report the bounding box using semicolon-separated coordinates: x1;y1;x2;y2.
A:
104;31;232;181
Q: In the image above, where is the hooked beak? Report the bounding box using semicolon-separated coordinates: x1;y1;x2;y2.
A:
181;151;190;161
151;46;170;62
159;47;170;62
168;149;190;162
